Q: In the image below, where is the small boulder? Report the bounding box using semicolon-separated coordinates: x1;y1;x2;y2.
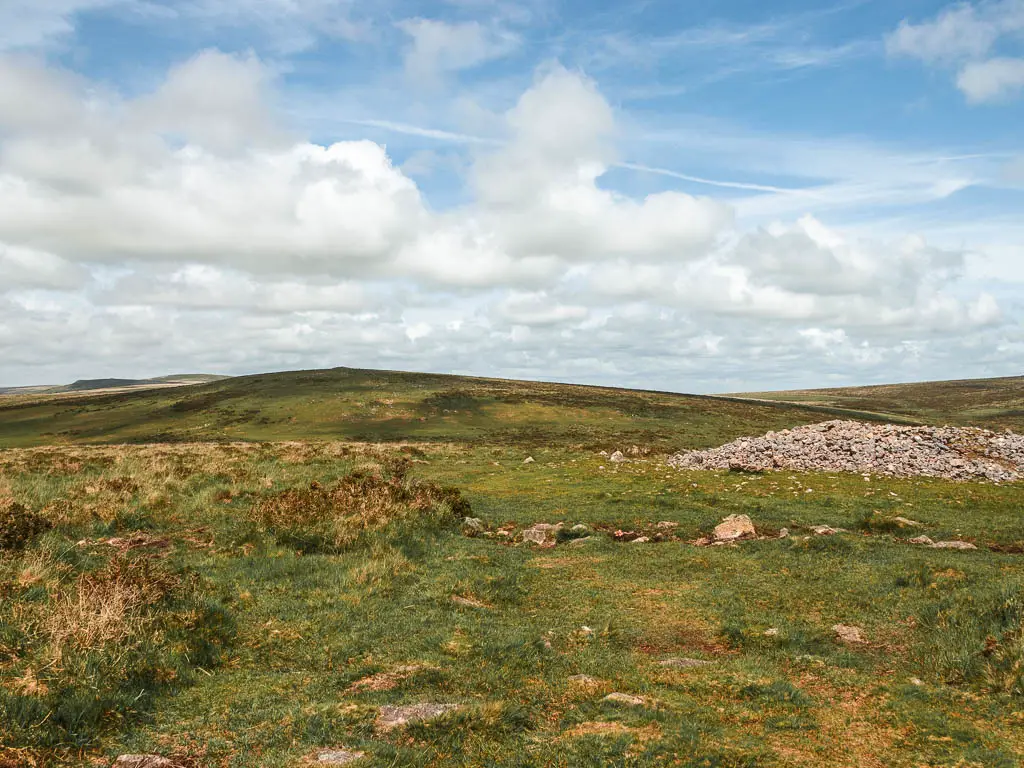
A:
832;624;866;644
713;514;756;542
764;628;780;637
522;523;561;547
568;536;594;547
376;703;461;731
778;528;790;539
571;523;589;533
932;540;978;551
523;457;535;464
462;517;484;534
909;535;934;546
892;517;921;527
610;451;627;463
811;525;844;536
631;537;651;544
603;692;646;707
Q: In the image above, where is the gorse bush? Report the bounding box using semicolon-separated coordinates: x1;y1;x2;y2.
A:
251;458;471;553
0;500;52;551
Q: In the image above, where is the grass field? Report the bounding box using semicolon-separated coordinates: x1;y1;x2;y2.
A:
732;375;1024;432
1;369;1022;767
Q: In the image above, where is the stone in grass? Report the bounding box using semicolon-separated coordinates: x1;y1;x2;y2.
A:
932;540;978;551
112;757;180;768
832;624;867;644
631;537;651;544
462;517;484;533
312;749;367;765
568;536;594;547
892;517;921;527
602;692;647;707
522;523;562;546
610;451;627;463
713;514;756;542
376;703;462;731
658;657;712;669
523;457;535;464
811;525;845;536
909;535;934;546
568;674;603;687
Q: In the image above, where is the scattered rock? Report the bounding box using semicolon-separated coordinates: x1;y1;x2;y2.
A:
568;537;594;547
931;540;978;551
713;514;756;542
811;525;844;536
667;420;1024;482
610;451;627;463
892;517;921;527
451;595;490;609
909;535;935;546
764;628;780;637
909;678;924;687
832;624;867;644
602;692;647;707
568;674;602;687
462;517;484;534
571;523;589;533
658;658;712;669
522;523;562;547
523;457;535;464
312;749;366;765
376;703;462;731
778;528;790;539
656;521;679;530
631;537;651;544
112;757;179;768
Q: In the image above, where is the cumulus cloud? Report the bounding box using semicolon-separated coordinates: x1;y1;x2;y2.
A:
398;18;520;84
887;0;1024;103
957;56;1024;101
0;49;1015;390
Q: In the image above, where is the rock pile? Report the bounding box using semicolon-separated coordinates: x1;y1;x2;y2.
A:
667;420;1024;482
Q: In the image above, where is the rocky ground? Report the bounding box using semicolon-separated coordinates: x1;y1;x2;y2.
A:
667;420;1024;482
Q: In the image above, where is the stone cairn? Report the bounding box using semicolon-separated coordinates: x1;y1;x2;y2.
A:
667;420;1024;482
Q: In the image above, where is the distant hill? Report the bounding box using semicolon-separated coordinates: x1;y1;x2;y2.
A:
0;374;229;399
0;366;861;450
729;375;1024;432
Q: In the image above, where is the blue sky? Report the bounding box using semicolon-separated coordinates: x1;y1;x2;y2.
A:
0;0;1021;391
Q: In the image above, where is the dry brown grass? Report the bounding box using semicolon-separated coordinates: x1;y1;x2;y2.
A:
44;556;178;662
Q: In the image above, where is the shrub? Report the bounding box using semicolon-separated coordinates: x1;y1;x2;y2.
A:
251;462;470;553
0;500;52;551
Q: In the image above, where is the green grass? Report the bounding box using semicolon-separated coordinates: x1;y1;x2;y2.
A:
1;440;1023;767
0;366;881;450
733;375;1024;431
1;368;1022;767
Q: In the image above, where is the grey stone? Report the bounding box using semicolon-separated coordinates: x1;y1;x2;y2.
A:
713;514;756;541
603;692;646;707
931;540;978;551
376;703;462;731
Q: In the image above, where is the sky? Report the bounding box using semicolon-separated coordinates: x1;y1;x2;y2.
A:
0;0;1021;392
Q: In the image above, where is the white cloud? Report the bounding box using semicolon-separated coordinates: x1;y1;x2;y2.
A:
0;0;128;50
957;56;1024;101
887;0;1024;103
0;50;1018;390
397;18;520;84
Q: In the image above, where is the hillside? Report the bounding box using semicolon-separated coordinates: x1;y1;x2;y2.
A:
0;373;227;399
2;367;1023;767
730;375;1024;432
0;366;878;450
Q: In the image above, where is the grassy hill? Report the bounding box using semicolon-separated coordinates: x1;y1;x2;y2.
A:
0;366;869;451
0;373;227;399
2;368;1023;768
731;375;1024;432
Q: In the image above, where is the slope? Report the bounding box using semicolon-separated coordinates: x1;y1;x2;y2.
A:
0;366;859;450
